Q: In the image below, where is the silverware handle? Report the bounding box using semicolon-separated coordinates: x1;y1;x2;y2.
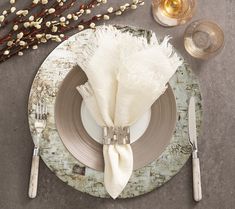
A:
28;147;40;198
192;157;202;202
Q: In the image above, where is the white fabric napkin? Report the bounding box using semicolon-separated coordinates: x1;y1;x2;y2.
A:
76;26;183;199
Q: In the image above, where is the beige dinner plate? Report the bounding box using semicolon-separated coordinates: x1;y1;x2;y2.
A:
55;65;177;172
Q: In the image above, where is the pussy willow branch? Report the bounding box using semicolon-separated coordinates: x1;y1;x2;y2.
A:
0;0;73;44
0;0;145;63
1;2;39;29
0;0;98;47
0;0;94;46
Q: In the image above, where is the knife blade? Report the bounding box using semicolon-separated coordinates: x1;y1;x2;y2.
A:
188;96;202;202
188;96;198;151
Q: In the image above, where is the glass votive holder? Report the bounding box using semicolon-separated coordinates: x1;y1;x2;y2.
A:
184;20;225;59
152;0;196;27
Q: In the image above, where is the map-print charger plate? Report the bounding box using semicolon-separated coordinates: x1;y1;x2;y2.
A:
28;25;203;198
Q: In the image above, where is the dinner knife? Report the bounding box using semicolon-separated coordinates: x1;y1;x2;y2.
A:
188;96;202;202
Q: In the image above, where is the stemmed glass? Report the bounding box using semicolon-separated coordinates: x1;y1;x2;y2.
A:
184;20;225;59
152;0;196;27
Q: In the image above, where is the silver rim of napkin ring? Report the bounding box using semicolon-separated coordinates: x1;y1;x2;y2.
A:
103;127;130;145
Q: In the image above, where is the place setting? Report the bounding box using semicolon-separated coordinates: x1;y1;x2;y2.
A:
27;22;205;199
0;0;225;203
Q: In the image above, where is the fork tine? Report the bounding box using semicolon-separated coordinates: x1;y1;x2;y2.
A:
38;102;41;119
35;102;39;119
38;101;41;120
37;102;40;120
42;102;46;119
35;101;48;120
45;103;48;119
40;102;43;120
45;105;48;119
35;104;37;119
43;102;46;114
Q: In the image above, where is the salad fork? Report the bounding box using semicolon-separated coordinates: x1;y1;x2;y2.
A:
28;102;47;198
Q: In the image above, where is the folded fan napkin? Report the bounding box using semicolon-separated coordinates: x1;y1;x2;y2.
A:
76;26;183;199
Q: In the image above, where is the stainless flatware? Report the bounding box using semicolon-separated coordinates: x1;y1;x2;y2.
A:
28;102;47;198
188;96;202;202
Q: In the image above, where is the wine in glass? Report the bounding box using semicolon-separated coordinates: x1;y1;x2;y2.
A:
152;0;196;27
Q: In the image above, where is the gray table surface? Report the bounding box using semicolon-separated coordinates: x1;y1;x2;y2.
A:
0;0;234;209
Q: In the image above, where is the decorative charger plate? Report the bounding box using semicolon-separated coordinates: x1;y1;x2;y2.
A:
28;25;203;198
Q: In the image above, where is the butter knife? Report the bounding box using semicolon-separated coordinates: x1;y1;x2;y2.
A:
188;96;202;202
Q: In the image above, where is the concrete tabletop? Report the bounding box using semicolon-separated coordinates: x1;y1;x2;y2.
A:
0;0;234;209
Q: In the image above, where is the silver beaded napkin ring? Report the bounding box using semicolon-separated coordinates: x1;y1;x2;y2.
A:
103;127;130;145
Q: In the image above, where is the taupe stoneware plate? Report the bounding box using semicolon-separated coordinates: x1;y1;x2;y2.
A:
55;66;177;171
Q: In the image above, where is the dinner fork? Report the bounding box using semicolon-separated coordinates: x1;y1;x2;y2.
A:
28;102;47;199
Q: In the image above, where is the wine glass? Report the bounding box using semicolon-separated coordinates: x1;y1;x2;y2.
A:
152;0;196;27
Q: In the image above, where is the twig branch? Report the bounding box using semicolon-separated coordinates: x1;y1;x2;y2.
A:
0;0;145;63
